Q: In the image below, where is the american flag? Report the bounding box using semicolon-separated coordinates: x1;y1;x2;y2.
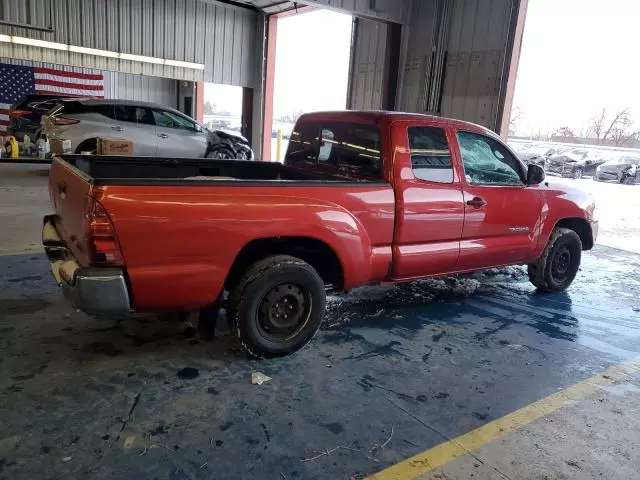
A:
0;63;104;132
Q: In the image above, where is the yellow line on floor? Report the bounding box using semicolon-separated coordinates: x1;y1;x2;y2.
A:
368;358;640;480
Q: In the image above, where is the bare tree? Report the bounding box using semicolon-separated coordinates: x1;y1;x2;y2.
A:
509;107;522;134
586;108;638;146
554;126;578;142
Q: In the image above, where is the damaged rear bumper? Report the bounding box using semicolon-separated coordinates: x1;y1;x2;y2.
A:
42;215;131;316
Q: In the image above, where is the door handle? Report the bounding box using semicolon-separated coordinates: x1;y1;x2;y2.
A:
466;197;486;208
158;133;168;139
111;126;123;132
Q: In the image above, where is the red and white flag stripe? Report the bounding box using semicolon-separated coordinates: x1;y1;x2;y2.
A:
0;103;10;130
34;67;104;97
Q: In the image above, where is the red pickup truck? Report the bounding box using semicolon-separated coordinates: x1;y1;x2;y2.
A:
43;111;598;357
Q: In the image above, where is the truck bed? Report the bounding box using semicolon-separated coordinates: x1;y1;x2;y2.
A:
59;155;383;185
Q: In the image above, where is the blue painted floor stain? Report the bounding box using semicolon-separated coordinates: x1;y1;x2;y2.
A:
0;246;639;479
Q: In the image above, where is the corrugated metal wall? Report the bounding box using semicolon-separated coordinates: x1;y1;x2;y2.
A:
347;18;387;110
439;0;515;130
397;0;448;113
103;71;178;106
0;0;258;86
1;57;178;107
397;0;516;131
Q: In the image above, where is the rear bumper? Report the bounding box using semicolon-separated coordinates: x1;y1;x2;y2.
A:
42;215;131;315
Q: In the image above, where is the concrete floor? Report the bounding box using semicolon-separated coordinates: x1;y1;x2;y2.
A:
1;163;640;480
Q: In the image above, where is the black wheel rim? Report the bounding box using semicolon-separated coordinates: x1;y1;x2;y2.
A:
551;246;572;283
257;283;312;342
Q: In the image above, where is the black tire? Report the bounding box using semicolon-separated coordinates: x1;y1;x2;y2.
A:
75;139;97;154
228;255;326;358
623;176;635;185
572;167;583;179
206;147;236;160
528;228;582;292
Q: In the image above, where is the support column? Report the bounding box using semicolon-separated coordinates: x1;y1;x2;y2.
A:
195;81;204;123
241;87;254;143
498;0;529;138
262;14;278;161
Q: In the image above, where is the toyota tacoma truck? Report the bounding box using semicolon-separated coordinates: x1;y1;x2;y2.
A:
43;111;598;358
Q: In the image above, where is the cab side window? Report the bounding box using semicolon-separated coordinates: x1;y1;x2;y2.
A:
457;131;524;186
408;126;453;183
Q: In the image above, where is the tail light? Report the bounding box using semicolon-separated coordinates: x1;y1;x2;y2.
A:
9;110;30;119
85;197;123;266
52;116;80;126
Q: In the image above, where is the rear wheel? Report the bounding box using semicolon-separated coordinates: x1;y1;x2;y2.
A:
572;167;583;179
528;228;582;292
75;139;97;154
228;255;326;358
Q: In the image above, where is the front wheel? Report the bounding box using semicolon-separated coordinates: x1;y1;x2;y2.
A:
622;176;635;185
228;255;326;358
528;228;582;292
206;147;235;160
572;167;583;179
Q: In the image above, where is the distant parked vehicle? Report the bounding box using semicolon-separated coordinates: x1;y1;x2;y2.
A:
546;149;608;179
517;145;569;169
517;151;547;168
594;157;640;185
7;94;70;141
42;99;254;160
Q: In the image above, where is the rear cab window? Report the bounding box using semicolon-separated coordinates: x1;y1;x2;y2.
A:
408;126;454;183
285;120;382;180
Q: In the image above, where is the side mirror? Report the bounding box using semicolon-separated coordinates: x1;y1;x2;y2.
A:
194;124;203;132
527;164;545;185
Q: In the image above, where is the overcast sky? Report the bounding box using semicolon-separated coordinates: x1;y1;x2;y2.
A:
206;1;639;134
513;0;640;135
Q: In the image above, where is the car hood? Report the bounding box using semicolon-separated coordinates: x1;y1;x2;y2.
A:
599;162;630;171
212;129;248;143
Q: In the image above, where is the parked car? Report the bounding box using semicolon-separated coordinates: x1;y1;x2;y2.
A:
517;151;547;168
594;156;640;184
7;94;69;141
546;148;608;179
43;111;597;358
41;99;254;159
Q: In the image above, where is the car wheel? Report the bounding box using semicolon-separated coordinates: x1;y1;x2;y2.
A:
572;167;583;179
228;255;326;358
207;147;235;160
593;175;601;182
623;176;635;185
528;228;582;292
75;139;97;155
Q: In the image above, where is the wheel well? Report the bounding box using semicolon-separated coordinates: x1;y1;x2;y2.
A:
75;138;97;154
555;218;593;250
226;237;344;290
